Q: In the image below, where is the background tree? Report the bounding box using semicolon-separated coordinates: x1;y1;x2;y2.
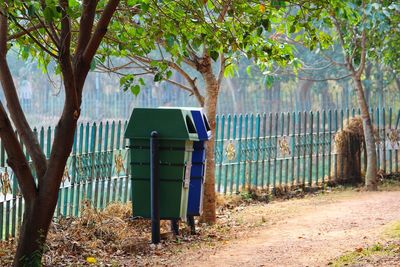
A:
101;0;333;223
311;0;400;189
0;0;122;265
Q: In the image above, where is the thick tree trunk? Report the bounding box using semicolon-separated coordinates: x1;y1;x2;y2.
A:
13;195;58;266
200;60;219;224
354;77;378;190
13;114;77;266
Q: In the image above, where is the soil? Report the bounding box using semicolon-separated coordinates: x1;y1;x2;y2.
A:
2;189;400;266
141;190;400;267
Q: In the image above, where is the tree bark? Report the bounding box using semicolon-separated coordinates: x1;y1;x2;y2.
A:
353;77;378;190
13;195;58;266
199;57;219;224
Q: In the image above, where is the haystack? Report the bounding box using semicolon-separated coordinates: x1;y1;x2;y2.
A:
333;116;364;184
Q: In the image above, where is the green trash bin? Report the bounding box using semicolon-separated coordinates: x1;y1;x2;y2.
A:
124;108;199;220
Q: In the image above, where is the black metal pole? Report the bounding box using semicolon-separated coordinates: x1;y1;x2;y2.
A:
150;131;160;244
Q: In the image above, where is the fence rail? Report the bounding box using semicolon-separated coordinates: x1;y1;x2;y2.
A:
0;107;400;240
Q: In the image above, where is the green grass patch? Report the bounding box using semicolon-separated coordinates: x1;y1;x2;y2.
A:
383;220;400;239
330;242;399;267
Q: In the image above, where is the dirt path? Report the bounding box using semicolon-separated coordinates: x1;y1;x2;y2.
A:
174;191;400;267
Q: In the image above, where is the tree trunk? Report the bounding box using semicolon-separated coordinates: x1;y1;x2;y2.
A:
13;115;77;266
13;195;58;267
199;61;219;224
353;77;378;190
297;80;313;111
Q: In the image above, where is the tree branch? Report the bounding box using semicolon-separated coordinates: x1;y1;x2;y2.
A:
131;55;205;106
0;2;48;180
82;0;121;75
217;53;225;86
75;0;98;56
22;3;60;47
8;15;58;58
331;15;354;73
356;0;367;78
217;0;232;22
298;73;352;82
59;0;80;118
0;3;6;57
0;102;37;202
7;23;43;41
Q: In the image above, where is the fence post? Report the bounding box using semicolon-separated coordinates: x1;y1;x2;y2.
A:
230;115;237;193
224;115;231;194
296;111;301;187
242;114;249;190
236;114;243;192
383;108;386;173
261;113;267;189
278;113;284;187
267;113;273;191
254;114;261;189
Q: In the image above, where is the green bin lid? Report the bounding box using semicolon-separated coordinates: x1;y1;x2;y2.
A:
124;108;199;141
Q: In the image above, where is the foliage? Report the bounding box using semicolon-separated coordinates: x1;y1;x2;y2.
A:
314;0;400;73
102;0;334;93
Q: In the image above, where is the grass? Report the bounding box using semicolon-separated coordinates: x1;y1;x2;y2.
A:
330;242;399;267
383;220;400;239
331;220;400;267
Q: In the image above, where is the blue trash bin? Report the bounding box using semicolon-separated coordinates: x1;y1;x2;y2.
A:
187;109;211;216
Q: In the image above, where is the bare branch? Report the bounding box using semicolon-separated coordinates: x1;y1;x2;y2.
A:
164;78;195;93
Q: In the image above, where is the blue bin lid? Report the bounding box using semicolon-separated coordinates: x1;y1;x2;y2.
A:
190;110;212;141
158;107;212;141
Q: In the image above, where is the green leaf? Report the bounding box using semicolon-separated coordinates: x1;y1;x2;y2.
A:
264;75;274;89
166;35;174;48
28;5;36;16
289;23;296;33
210;50;219;61
138;78;145;86
68;0;79;8
246;66;252;77
256;27;263;36
44;6;56;23
130;85;141;96
154;72;163;82
261;19;270;31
